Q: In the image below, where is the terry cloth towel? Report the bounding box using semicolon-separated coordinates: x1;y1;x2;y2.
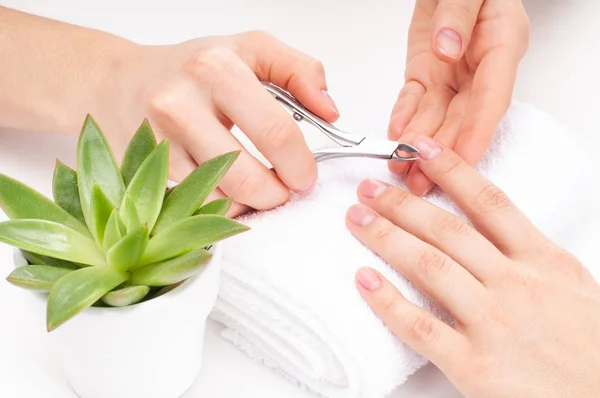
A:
209;101;595;398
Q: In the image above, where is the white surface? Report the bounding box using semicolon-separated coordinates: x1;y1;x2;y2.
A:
0;0;599;397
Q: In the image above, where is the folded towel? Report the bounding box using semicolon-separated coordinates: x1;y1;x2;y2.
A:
209;101;594;398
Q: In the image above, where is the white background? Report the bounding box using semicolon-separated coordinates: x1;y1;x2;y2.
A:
0;0;599;397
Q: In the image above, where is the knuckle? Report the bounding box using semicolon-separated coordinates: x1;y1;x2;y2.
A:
474;184;514;214
408;314;437;343
230;170;267;203
261;117;296;151
416;249;449;278
304;57;326;77
380;187;411;216
372;224;395;243
433;212;471;240
241;29;274;44
436;153;462;177
381;294;405;319
186;46;237;86
148;87;181;127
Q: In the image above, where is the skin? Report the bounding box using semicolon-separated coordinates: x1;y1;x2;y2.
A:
388;0;530;196
0;6;340;217
347;136;600;397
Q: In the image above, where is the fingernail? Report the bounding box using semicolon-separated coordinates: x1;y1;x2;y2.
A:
347;204;376;227
321;90;339;115
298;179;316;196
356;267;381;291
415;136;442;160
436;29;462;59
359;179;388;199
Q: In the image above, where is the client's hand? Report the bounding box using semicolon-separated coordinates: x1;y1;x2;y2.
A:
346;137;600;397
389;0;529;196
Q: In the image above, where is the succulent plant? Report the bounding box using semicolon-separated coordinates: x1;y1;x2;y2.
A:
0;115;249;331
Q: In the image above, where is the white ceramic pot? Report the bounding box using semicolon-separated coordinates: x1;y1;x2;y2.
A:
13;244;221;398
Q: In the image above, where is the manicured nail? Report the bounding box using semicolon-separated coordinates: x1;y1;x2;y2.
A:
360;178;388;199
356;267;381;291
347;204;376;226
321;90;339;114
415;137;442;160
436;29;462;59
297;178;317;196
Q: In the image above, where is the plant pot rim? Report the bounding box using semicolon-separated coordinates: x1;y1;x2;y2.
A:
11;243;221;315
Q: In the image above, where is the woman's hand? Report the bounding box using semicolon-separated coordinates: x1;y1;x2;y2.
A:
346;137;600;397
111;31;339;216
0;7;339;217
389;0;529;196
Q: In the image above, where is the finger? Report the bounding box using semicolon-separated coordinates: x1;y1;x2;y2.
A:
386;81;425;176
346;204;485;323
198;49;317;195
163;143;250;218
356;180;504;283
148;78;290;211
413;136;543;255
236;30;339;122
454;48;518;166
407;90;469;196
389;87;454;176
355;265;470;375
388;81;426;141
431;0;484;62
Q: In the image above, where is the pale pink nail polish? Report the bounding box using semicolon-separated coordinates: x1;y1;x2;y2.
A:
356;267;381;291
436;29;462;59
347;205;376;226
359;179;387;199
415;137;442;160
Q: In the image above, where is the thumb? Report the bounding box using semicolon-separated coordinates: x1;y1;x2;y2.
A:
431;0;484;62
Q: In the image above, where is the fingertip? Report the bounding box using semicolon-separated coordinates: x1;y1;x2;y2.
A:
407;165;434;197
388;160;413;176
355;266;383;292
286;77;340;123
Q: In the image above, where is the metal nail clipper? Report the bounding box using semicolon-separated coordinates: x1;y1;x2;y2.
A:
262;82;419;162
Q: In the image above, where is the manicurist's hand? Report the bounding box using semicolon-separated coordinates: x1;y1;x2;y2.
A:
112;32;339;215
0;7;339;217
346;137;600;397
389;0;529;196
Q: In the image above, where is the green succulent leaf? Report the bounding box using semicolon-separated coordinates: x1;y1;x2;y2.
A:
0;173;89;236
130;247;211;286
106;224;149;272
47;266;127;331
77;114;125;229
119;193;140;233
102;210;126;252
52;160;86;224
7;265;73;291
21;250;80;270
194;198;233;216
90;183;115;246
121;119;158;187
125;140;169;231
100;285;150;307
0;220;106;267
140;214;248;265
152;151;240;235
